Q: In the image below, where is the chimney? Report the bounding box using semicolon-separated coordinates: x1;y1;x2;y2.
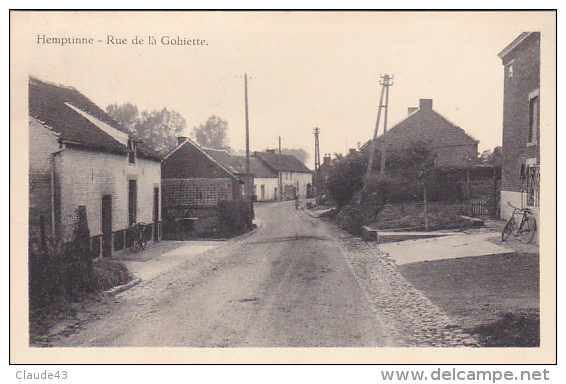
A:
408;107;419;116
177;136;187;146
323;155;331;166
419;99;433;110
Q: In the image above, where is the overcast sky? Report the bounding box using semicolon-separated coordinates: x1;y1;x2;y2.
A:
23;11;555;168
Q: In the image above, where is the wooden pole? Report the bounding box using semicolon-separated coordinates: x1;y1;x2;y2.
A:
279;136;283;201
244;73;251;197
423;183;429;232
366;74;393;179
366;80;386;178
380;78;391;174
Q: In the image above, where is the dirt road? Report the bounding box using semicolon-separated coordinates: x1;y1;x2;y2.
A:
48;201;389;347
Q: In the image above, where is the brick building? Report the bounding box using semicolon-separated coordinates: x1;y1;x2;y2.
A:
252;150;313;200
29;76;162;257
161;137;245;217
498;32;541;221
365;98;479;168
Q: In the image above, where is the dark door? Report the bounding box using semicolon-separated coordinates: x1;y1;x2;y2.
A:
128;179;137;226
102;195;112;257
153;187;159;241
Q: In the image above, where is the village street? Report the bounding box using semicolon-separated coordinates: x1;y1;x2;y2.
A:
46;201;393;347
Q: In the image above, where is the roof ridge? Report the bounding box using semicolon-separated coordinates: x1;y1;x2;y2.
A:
163;137;239;180
378;107;477;144
29;75;77;91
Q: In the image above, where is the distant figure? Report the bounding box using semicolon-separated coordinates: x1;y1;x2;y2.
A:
295;194;300;210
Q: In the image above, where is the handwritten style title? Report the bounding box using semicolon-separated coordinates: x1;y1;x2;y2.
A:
36;34;208;47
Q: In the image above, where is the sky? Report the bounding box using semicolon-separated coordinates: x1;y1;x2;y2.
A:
20;11;555;169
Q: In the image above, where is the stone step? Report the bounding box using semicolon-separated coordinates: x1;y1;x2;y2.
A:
361;226;458;244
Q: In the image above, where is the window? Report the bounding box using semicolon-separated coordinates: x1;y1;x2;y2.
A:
507;63;514;79
128;179;137;226
528;94;539;145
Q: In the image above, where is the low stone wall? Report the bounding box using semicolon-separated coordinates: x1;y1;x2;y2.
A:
373;202;468;231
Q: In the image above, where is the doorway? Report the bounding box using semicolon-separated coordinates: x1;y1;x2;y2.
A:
101;194;112;257
153;187;159;241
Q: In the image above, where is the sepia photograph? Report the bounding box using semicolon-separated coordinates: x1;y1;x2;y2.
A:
10;10;556;365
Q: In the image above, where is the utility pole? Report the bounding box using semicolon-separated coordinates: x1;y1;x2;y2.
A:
313;127;320;199
243;73;251;197
278;136;283;201
366;74;394;178
380;76;392;174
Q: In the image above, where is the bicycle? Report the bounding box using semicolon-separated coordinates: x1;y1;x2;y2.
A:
501;203;537;244
129;222;148;253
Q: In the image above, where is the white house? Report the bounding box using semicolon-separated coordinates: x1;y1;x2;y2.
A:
252;150;313;200
248;157;278;201
29;76;162;257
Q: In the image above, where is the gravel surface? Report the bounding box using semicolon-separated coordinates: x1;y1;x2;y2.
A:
33;202;481;349
328;226;480;347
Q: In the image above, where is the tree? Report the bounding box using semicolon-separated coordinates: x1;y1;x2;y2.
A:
325;151;368;208
136;108;187;155
479;146;503;167
281;148;309;164
106;103;187;156
192;115;230;150
106;102;139;135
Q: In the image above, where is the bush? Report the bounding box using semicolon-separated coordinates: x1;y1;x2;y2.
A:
336;183;388;235
90;259;133;291
325;152;368;208
216;197;255;236
28;205;125;310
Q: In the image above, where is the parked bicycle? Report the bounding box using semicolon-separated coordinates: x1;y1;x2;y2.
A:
129;222;148;253
501;203;537;244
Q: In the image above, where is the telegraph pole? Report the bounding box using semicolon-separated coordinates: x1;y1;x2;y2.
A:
380;77;392;174
366;74;394;178
243;73;251;197
313;127;321;199
278;136;283;201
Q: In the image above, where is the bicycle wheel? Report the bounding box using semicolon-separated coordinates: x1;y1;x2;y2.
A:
502;218;515;241
519;217;537;244
129;240;141;253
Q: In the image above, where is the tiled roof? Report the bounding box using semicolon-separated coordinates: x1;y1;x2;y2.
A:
374;107;478;149
203;150;278;178
203;148;247;175
252;151;312;174
235;156;278;178
28;76;160;161
162;138;238;181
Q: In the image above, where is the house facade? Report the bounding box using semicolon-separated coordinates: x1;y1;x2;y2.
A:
247;157;278;201
369;98;479;168
498;32;541;221
29;77;162;257
252;150;313;200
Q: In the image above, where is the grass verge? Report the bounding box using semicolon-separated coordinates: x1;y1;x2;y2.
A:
397;252;539;347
